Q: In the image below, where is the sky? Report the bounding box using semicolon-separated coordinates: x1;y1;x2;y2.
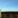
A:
0;0;18;11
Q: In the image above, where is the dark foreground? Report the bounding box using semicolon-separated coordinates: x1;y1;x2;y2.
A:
1;11;18;18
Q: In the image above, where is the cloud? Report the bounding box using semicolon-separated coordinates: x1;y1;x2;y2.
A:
0;8;18;11
1;8;6;11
